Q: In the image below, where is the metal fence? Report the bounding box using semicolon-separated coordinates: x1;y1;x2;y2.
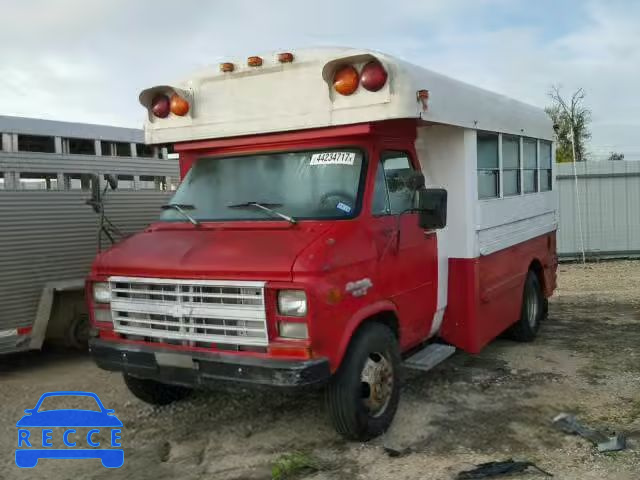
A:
557;161;640;259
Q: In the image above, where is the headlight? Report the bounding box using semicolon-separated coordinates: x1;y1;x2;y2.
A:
277;290;307;317
93;282;111;303
278;322;308;339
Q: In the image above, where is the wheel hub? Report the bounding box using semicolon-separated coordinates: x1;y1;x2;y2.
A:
526;285;539;329
360;351;394;417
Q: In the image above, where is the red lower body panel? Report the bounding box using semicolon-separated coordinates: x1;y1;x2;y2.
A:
441;232;557;354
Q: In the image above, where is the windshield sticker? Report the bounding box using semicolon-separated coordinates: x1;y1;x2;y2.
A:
310;152;355;166
336;202;352;214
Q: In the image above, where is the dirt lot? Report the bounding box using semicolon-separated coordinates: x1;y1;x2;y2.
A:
1;261;639;479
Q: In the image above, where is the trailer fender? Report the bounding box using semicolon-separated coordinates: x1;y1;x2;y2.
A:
30;279;85;350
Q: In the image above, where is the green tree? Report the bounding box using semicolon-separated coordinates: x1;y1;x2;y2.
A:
545;86;591;163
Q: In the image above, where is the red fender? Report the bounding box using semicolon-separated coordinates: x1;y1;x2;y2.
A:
331;300;399;371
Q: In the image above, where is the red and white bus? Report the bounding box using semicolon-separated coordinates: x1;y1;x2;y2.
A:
87;47;557;440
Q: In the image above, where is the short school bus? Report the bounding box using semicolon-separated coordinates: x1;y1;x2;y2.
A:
87;47;557;440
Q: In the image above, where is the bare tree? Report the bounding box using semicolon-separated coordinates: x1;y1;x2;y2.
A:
545;86;592;162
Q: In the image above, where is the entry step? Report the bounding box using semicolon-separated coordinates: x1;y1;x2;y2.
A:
404;343;456;372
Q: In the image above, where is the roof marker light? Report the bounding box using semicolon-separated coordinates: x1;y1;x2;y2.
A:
360;60;387;92
278;52;294;63
220;62;235;72
248;56;263;67
333;65;359;96
151;94;170;118
170;94;190;116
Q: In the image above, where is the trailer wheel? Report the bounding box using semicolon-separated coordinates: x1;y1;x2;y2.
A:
508;270;544;342
123;374;192;405
66;312;90;350
325;323;400;441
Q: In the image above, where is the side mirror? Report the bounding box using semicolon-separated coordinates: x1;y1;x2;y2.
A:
416;188;447;230
104;174;118;190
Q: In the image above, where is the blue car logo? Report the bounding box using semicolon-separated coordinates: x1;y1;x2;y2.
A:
16;391;123;468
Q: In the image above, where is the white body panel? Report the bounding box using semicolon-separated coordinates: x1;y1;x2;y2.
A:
141;47;552;145
476;193;557;256
416;125;557;261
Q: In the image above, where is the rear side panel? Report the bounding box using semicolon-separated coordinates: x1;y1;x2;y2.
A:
441;231;557;353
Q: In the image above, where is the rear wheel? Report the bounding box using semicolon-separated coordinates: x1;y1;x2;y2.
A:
325;323;400;441
508;270;544;342
123;374;192;405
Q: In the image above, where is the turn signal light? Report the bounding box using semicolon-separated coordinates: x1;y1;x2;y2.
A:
220;62;234;72
248;56;263;67
360;60;387;92
333;65;359;96
151;94;170;118
170;94;190;116
277;52;294;63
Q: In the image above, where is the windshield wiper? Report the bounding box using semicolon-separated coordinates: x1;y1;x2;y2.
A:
227;202;296;224
161;203;200;226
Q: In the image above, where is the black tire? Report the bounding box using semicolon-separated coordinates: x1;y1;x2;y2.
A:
325;323;401;441
508;270;544;342
123;374;192;405
65;312;90;350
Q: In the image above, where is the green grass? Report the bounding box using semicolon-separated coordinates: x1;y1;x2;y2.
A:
271;452;321;480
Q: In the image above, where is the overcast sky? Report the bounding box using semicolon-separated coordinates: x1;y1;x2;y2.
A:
1;0;638;159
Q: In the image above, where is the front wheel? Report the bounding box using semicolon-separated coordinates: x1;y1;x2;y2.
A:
508;270;544;342
123;374;192;406
325;323;401;441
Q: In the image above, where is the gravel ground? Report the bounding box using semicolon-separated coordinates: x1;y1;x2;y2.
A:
1;260;639;479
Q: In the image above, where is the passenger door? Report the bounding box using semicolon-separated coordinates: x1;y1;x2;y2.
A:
370;151;438;347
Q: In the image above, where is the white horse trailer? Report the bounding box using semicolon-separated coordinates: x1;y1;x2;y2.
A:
0;115;178;354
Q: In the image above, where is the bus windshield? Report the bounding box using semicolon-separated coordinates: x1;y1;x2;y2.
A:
160;149;365;223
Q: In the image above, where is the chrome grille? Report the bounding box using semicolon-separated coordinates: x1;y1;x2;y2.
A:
108;276;268;346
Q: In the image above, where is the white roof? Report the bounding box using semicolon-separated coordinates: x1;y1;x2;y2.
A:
140;47;553;144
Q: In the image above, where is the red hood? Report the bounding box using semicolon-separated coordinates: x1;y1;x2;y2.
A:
92;222;333;281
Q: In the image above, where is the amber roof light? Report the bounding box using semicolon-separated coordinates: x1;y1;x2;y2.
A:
170;94;190;116
220;62;235;72
277;52;294;63
333;65;359;96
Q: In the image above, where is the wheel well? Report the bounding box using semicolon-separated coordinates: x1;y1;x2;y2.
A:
529;258;545;292
47;290;88;347
359;310;400;340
